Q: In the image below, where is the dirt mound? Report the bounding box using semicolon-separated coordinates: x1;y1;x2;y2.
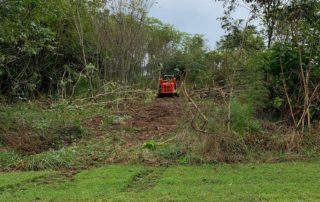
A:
126;98;182;140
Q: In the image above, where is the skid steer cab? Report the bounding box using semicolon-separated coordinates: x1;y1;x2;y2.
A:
158;75;179;98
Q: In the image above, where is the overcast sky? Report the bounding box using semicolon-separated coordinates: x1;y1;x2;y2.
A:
149;0;250;48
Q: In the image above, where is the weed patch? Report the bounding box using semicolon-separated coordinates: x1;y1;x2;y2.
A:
0;150;22;170
18;148;76;170
0;101;109;158
156;143;188;160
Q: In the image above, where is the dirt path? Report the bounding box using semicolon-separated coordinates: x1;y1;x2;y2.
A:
126;97;182;140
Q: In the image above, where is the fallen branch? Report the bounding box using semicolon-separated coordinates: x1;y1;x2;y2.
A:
296;84;320;129
73;97;138;108
129;108;148;119
280;57;297;127
182;82;209;134
182;81;208;124
73;89;147;103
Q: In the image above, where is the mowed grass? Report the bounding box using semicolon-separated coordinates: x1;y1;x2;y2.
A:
1;161;320;201
0;171;54;190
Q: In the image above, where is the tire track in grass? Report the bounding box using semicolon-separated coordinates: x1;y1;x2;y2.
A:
125;167;166;192
0;171;76;194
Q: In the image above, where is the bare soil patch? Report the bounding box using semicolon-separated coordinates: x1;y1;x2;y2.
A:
0;125;85;155
126;98;182;141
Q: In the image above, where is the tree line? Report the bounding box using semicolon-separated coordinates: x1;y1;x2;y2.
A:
0;0;186;98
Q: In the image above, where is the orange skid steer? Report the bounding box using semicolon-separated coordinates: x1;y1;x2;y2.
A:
158;75;179;98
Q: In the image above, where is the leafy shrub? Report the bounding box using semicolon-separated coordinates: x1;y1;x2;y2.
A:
231;100;261;136
144;89;157;103
143;140;157;151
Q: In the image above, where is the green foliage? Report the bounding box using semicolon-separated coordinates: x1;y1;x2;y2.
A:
143;140;157;151
217;0;320;126
217;24;265;51
231;100;261;136
145;18;183;82
273;97;284;109
239;51;269;111
0;0;73;97
165;34;209;86
0;0;185;98
264;41;320;119
144;89;157;103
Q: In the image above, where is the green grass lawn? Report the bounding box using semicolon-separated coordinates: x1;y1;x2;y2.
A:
0;171;53;189
1;161;320;201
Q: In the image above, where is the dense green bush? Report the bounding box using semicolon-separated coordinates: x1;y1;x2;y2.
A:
231;100;261;136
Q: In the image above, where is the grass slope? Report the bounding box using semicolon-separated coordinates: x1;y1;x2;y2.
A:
1;161;320;201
